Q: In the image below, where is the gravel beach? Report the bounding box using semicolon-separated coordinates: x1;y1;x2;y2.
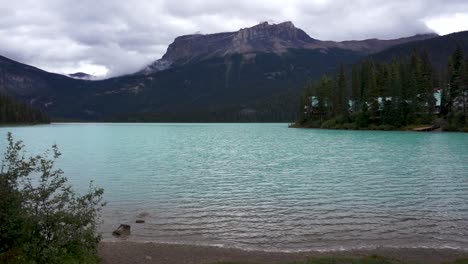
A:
99;242;468;264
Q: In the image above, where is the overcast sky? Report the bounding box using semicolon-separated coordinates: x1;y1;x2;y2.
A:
1;0;468;78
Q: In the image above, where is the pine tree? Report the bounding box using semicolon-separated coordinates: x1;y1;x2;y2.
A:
448;45;464;113
366;61;379;119
351;64;361;112
336;64;348;117
420;50;436;123
463;58;468;120
317;75;333;118
385;58;404;126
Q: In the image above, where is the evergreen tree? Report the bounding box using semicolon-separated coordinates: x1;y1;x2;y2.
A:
448;46;464;113
366;61;379;119
335;64;348;117
420;50;436;123
351;64;361;112
463;58;468;119
317;75;333;118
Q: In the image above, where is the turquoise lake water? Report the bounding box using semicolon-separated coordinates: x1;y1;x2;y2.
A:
1;123;467;251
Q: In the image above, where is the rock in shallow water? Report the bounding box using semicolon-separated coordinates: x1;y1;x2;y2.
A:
112;224;131;236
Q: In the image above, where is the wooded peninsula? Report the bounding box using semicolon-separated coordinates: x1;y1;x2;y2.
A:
294;47;468;132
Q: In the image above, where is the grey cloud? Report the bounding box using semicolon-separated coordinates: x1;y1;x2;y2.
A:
0;0;467;77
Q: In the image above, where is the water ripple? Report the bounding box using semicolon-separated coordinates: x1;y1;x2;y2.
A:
2;123;468;251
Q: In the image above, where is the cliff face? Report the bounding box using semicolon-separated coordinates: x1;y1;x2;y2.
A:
141;21;437;74
230;21;314;53
162;32;233;63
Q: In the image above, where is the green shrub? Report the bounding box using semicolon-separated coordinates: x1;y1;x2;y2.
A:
321;119;337;129
342;123;358;130
442;123;459;131
334;115;349;125
355;112;370;128
377;124;395;131
303;120;322;128
0;133;105;263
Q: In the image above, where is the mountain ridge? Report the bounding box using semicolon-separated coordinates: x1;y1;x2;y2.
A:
140;21;438;75
369;30;468;72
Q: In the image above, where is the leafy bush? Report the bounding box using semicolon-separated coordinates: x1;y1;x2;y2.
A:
320;119;337;129
377;124;395;131
354;112;370;128
0;133;105;263
341;123;358;130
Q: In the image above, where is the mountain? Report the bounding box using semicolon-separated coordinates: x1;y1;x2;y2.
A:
68;72;96;80
324;34;439;54
0;22;448;122
140;22;437;75
369;30;468;72
0;55;87;113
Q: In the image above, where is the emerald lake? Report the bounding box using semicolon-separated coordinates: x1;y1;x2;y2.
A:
1;123;467;251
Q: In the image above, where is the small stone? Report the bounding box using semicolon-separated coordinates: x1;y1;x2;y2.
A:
136;220;145;223
145;256;152;260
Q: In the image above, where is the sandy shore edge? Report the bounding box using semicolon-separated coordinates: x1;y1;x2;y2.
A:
99;241;468;264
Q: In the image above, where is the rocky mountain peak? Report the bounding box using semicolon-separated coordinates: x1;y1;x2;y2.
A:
233;21;313;45
140;22;315;75
139;21;439;75
159;21;314;64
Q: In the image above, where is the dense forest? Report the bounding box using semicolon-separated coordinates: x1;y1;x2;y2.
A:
0;94;50;124
296;47;468;131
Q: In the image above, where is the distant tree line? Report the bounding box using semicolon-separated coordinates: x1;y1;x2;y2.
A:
0;94;50;124
297;47;468;131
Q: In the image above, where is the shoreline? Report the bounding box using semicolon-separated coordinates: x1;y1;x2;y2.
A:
289;124;468;133
289;121;468;133
99;241;468;264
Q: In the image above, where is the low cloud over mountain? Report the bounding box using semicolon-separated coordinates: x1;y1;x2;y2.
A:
1;0;467;77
